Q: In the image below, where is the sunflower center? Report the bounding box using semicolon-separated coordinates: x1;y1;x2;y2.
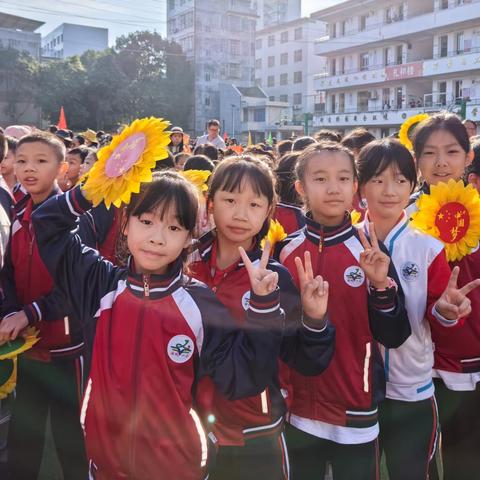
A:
105;132;147;178
435;202;470;244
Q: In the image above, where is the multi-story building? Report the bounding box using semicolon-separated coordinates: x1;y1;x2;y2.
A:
42;23;108;60
254;0;301;30
255;17;327;138
167;0;257;136
311;0;480;137
0;12;43;59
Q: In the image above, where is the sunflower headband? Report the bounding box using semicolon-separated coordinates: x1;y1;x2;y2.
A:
399;113;430;151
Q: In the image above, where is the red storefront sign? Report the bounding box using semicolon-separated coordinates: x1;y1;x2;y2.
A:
385;62;423;81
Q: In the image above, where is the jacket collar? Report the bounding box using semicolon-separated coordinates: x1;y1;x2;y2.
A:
304;211;355;247
362;211;410;255
126;256;186;299
14;186;61;223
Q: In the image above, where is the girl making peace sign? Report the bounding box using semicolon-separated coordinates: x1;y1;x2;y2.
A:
189;155;335;480
275;141;411;480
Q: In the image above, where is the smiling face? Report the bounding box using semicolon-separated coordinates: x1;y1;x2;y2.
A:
296;152;357;226
125;204;191;275
361;163;412;223
210;181;271;248
417;129;470;186
14;141;62;204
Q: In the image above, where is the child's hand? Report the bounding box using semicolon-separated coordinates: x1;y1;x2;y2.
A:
239;241;279;297
295;251;328;327
0;311;28;344
358;223;390;289
435;266;480;320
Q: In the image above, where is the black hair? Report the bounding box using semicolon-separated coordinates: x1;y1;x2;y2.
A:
276;139;293;158
207;119;220;128
184;154;215;172
153;151;175;171
467;141;480;176
174;152;191;165
208;155;277;241
296;141;357;183
0;133;6;161
16;132;66;162
75;134;86;145
413;112;470;158
314;129;343;143
357;138;417;192
341;128;376;152
68;146;90;163
275;152;302;205
193;143;218;161
292;136;317;152
48;125;58;134
5;135;18;154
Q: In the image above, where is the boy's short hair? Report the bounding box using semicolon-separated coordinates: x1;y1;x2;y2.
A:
0;133;6;161
68;146;91;163
207;119;220;128
16;132;66;162
341;128;376;152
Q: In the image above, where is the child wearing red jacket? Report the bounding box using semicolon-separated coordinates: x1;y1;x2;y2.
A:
0;133;87;479
0;170;286;480
276;142;411;480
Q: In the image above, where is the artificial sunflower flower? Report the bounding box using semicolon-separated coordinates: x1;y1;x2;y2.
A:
411;179;480;261
83;117;171;208
261;219;288;252
0;327;39;360
181;169;212;195
351;209;361;226
0;358;16;399
399;113;430;151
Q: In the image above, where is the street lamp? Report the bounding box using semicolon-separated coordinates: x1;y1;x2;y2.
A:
231;104;236;138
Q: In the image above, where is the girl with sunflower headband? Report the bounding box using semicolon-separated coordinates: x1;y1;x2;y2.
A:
357;138;480;480
189;154;335;480
0;117;289;479
407;112;480;480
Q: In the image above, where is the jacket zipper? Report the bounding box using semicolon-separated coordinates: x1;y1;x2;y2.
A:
128;273;149;475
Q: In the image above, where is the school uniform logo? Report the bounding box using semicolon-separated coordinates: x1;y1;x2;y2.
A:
241;291;251;310
401;262;419;282
344;266;365;287
167;335;194;363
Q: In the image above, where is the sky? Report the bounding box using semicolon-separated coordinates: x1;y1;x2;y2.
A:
0;0;344;44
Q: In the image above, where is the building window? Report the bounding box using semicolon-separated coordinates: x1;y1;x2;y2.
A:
294;49;302;62
331;23;337;38
255;78;262;86
268;35;275;47
440;0;448;8
269;96;275;101
440;35;448;57
255;58;262;69
230;40;241;56
267;75;275;87
339;57;345;74
293;93;302;105
280;94;288;102
280;52;288;65
456;31;464;54
281;31;289;43
340;20;346;36
205;96;210;106
280;73;288;85
228;63;241;79
360;52;369;71
205;71;211;81
360;15;367;31
254;108;266;122
268;55;275;67
293;71;302;83
294;27;303;40
256;38;262;49
168;0;175;9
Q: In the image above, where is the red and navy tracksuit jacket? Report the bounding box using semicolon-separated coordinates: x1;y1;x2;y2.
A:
0;189;84;361
275;213;411;433
189;231;336;446
273;202;305;235
32;185;286;480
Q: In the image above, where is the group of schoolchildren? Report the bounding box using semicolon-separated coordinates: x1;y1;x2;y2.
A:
0;112;478;480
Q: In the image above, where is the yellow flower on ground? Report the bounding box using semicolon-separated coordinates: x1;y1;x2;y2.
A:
82;117;171;208
411;179;480;261
181;169;212;195
261;219;288;252
399;113;430;151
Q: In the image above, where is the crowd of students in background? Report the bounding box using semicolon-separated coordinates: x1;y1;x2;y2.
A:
0;113;478;480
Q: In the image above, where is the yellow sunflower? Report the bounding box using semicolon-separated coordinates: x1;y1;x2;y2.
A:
351;209;361;226
82;117;171;208
411;179;480;261
399;113;430;151
0;327;39;360
0;358;16;399
181;169;212;195
261;219;288;252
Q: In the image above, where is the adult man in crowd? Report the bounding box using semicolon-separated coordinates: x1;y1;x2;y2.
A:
195;119;226;149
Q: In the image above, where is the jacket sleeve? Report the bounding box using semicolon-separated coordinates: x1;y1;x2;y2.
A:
367;250;411;348
0;233;20;317
193;284;284;401
275;262;335;376
31;185;121;327
22;288;69;325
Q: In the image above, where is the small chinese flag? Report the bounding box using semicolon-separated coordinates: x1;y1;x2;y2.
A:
57;106;67;130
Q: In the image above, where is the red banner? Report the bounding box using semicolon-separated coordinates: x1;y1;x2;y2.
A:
385;62;423;81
